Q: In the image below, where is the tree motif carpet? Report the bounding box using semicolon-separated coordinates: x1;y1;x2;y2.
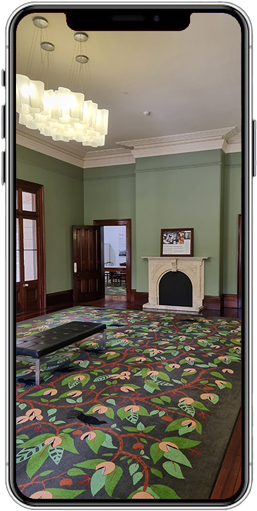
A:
15;307;241;502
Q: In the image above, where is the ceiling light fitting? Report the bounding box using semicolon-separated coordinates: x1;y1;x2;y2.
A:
33;16;49;29
40;41;55;52
74;32;88;42
75;55;89;64
16;23;108;147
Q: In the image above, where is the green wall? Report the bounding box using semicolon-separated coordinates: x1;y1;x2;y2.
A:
16;145;84;294
83;164;136;288
16;144;241;298
83;150;241;297
135;151;224;295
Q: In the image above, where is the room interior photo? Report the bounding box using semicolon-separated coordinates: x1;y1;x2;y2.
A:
15;11;243;503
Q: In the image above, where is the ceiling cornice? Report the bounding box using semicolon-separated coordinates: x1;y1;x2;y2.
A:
83;148;135;169
17;127;241;170
16;130;84;169
116;127;241;159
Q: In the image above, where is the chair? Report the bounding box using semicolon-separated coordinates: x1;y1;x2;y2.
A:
111;272;122;286
119;263;126;285
104;262;114;285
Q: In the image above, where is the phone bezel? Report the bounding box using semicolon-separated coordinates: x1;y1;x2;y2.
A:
5;2;253;508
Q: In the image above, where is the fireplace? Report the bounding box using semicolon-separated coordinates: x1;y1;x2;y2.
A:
142;257;208;313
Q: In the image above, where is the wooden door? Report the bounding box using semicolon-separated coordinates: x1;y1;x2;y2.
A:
16;180;46;315
72;225;104;302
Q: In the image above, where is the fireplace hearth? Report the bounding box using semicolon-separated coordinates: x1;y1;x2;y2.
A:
142;256;208;314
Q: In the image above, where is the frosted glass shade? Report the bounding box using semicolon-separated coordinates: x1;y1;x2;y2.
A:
16;74;109;147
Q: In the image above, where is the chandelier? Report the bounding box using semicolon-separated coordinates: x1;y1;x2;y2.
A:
16;19;109;147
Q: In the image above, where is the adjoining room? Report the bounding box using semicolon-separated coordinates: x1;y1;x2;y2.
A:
104;225;127;298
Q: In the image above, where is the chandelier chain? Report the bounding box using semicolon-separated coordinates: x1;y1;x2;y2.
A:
16;23;109;147
26;26;38;78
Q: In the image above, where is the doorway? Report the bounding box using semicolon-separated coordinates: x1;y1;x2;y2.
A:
93;219;132;301
16;179;46;316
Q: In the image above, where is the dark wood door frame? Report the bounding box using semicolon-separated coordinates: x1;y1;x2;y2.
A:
93;219;132;301
16;179;46;315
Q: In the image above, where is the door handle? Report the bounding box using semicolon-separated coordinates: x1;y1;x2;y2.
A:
23;283;29;287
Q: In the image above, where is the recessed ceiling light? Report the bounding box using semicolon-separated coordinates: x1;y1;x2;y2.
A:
143;111;151;115
74;32;88;42
41;41;55;52
76;55;89;64
33;17;49;29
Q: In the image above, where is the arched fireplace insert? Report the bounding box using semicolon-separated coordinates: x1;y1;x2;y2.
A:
159;271;192;307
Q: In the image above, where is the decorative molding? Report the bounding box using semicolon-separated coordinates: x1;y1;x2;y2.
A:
116;127;241;159
83;148;135;168
17;126;241;169
17;131;84;169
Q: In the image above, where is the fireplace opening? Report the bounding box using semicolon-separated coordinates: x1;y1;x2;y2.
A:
159;271;192;307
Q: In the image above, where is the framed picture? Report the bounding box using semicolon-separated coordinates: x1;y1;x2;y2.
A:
160;228;193;257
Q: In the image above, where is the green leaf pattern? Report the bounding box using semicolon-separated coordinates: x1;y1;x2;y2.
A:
16;307;241;500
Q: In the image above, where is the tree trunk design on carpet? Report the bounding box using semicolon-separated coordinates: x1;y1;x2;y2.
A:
15;307;241;501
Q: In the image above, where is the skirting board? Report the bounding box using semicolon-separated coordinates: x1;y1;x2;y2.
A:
132;291;238;310
46;289;73;308
45;289;238;311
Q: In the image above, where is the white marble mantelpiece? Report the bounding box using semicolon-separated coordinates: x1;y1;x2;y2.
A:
142;256;208;314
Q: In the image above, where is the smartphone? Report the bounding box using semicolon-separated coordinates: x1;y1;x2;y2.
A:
2;1;254;508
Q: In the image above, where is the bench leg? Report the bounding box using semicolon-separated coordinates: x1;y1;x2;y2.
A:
17;355;41;385
102;330;106;351
35;359;41;385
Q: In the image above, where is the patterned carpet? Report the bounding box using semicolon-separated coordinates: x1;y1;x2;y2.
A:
105;284;126;296
16;307;241;501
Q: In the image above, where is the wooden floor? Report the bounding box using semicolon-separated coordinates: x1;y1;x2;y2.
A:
210;410;242;500
16;292;242;500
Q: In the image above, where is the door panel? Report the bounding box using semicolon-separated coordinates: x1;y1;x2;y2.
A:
24;282;39;312
73;225;104;302
23;218;37;281
16;180;46;315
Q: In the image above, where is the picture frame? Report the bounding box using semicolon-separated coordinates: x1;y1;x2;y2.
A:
160;228;194;257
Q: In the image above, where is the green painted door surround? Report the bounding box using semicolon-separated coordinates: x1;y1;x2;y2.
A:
16;145;241;298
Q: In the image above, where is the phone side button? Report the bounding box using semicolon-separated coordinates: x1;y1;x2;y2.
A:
253;120;256;177
1;105;5;139
1;151;5;185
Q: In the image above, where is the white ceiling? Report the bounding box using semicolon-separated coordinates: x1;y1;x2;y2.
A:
16;11;241;161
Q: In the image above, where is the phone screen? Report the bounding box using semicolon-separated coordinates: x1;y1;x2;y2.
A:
6;4;251;507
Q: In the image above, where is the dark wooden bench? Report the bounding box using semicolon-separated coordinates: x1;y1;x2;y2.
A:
16;321;106;385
